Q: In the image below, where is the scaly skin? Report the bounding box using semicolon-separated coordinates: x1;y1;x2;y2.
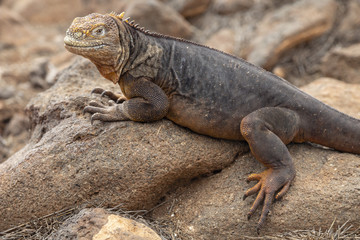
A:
64;13;360;232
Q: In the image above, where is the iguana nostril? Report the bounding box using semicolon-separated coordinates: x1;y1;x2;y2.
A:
74;31;83;39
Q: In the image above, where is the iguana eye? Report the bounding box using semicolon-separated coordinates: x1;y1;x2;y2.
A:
92;26;106;37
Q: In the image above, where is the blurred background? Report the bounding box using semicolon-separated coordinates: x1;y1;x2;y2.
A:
0;0;359;163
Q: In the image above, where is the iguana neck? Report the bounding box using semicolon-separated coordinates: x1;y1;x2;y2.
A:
120;25;164;80
93;16;133;84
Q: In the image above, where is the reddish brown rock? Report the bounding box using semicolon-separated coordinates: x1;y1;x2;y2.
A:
206;29;236;55
300;78;360;118
0;136;9;162
2;0;128;26
214;0;254;14
0;7;33;45
48;208;161;240
152;145;360;238
169;0;211;18
0;7;36;63
247;0;337;69
125;0;194;39
337;0;360;44
0;58;244;231
321;44;360;84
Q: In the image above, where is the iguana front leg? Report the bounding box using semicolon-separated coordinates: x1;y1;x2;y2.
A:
240;107;300;232
84;77;170;123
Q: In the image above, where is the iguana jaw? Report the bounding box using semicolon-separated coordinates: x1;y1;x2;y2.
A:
64;35;108;50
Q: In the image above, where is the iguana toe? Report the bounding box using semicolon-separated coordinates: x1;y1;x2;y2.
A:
91;87;123;102
91;87;106;95
84;105;108;114
244;167;295;231
116;97;127;104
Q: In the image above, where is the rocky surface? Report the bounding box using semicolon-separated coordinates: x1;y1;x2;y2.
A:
214;0;254;15
321;44;360;84
0;58;245;231
246;0;337;69
168;0;211;18
206;28;236;55
301;78;360;118
48;208;161;240
125;0;194;39
336;0;360;44
1;0;360;239
152;145;360;238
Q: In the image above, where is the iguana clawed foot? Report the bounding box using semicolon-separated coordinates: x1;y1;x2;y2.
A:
243;166;295;233
91;87;127;103
84;88;130;123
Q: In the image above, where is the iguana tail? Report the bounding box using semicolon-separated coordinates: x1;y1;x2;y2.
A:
301;101;360;155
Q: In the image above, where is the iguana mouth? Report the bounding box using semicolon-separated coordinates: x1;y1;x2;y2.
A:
64;35;107;49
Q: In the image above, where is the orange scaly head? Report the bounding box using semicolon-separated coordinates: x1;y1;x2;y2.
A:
64;13;131;84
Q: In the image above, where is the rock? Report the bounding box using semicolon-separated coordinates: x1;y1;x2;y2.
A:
0;7;65;65
48;208;161;240
125;0;194;39
205;29;236;55
1;58;57;87
0;58;245;231
272;66;286;79
246;0;337;69
0;7;35;63
0;58;55;164
214;0;254;15
152;145;360;238
4;113;30;137
150;78;360;238
321;44;360;84
0;136;9;163
301;78;360;119
0;86;15;100
2;0;128;26
337;0;360;44
168;0;211;18
0;7;34;46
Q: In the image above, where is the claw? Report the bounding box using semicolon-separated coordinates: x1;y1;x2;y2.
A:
83;106;91;114
90;115;96;125
116;97;127;104
100;90;109;98
243;167;295;232
108;100;116;106
256;226;261;235
88;101;104;107
91;87;106;95
90;113;106;125
90;87;124;102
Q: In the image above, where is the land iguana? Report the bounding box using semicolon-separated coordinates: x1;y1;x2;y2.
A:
64;12;360;232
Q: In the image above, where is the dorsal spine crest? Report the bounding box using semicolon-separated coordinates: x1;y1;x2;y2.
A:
108;12;153;34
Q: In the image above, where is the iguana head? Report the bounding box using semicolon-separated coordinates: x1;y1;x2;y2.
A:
64;13;130;83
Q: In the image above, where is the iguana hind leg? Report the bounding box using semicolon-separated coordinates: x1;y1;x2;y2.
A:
240;107;300;232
